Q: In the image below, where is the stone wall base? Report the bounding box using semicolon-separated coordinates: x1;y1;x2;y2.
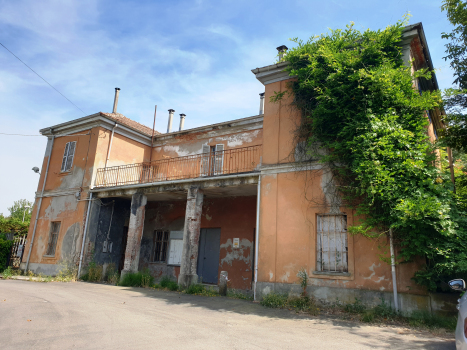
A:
255;282;458;316
20;262;60;276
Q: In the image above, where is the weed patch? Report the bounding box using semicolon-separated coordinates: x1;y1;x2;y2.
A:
119;270;154;288
260;293;288;308
159;276;179;291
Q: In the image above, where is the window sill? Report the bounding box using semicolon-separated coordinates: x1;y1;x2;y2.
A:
312;271;351;277
42;255;56;259
58;171;71;176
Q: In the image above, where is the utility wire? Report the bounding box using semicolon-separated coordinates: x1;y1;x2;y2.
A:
0;132;91;137
0;42;86;115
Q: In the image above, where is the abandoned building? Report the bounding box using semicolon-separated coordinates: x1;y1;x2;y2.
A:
21;22;451;313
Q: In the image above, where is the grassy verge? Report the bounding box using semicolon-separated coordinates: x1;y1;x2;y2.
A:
260;293;457;332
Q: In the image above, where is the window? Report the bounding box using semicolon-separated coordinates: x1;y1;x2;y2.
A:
200;144;224;176
153;231;169;262
46;222;61;256
316;215;348;272
61;141;76;172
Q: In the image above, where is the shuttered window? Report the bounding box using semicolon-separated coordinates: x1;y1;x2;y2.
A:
213;144;224;175
200;144;210;176
167;239;183;265
61;141;76;172
153;231;169;262
316;215;348;272
46;222;61;256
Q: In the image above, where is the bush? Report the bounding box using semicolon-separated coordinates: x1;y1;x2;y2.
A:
159;276;179;291
408;311;457;331
184;283;206;295
0;234;13;273
87;261;103;282
343;298;366;314
260;292;288;308
120;270;154;288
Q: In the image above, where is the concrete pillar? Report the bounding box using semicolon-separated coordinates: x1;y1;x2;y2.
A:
178;186;204;288
219;271;228;296
121;193;147;280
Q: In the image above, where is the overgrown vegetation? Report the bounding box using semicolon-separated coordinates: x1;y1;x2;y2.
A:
0;234;13;272
119;269;154;288
158;276;179;291
260;292;319;315
275;16;467;291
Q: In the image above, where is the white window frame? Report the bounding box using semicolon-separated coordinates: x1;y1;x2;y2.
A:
61;141;76;172
316;215;348;273
213;144;224;175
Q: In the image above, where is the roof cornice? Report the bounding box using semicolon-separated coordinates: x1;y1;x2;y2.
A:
39;113;153;146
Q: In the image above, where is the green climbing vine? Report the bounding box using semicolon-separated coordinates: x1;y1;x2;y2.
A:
275;17;467;291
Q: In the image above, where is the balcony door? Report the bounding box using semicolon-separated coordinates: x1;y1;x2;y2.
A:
201;144;224;176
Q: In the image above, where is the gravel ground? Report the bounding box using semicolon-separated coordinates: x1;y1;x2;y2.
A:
0;280;455;349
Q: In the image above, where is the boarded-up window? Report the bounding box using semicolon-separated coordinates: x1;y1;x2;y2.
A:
317;215;348;272
61;141;76;172
153;231;169;262
167;239;183;265
46;222;61;256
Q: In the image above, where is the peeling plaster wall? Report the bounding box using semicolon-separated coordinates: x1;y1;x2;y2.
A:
139;196;256;289
23;128;101;273
151;128;262;161
201;196;256;290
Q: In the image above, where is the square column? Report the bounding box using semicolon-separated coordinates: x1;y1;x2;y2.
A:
121;193;147;280
178;186;204;288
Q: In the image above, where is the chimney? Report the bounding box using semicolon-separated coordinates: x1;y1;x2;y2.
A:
179;114;186;131
112;87;120;113
167;109;175;133
259;93;265;115
276;45;288;61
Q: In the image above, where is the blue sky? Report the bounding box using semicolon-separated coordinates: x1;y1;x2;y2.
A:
0;0;456;214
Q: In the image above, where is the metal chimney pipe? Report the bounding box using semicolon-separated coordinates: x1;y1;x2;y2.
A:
167;109;175;133
276;45;288;61
179;114;186;131
259;93;265;115
112;88;120;113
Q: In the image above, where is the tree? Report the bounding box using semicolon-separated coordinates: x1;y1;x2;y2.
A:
7;199;33;223
440;1;467;151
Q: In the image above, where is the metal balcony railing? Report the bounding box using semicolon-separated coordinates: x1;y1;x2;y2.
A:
94;145;262;188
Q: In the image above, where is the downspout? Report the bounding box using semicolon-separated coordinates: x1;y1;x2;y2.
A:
253;157;262;301
78;192;93;277
105;123;118;169
25;130;54;271
389;228;399;312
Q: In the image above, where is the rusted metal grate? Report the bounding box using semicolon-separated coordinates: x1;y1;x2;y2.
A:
316;215;348;272
153;231;169;262
94;144;262;188
46;222;61;256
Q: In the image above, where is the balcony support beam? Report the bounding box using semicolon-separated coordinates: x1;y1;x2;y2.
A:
120;193;147;280
178;186;204;288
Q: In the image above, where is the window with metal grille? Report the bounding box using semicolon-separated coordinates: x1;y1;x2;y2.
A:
153;231;169;262
316;215;348;272
46;222;61;256
61;141;76;172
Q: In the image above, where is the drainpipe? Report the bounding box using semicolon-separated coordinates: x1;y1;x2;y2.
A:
78;192;93;277
389;228;399;312
253;157;262;301
105;123;118;169
25;130;54;272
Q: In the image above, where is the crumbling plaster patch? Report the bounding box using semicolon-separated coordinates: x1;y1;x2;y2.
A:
44;195;78;219
220;238;253;267
210;130;260;148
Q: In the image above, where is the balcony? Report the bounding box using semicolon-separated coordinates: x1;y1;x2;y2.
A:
94;145;262;188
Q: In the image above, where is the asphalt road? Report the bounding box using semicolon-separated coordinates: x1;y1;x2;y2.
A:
0;280;455;349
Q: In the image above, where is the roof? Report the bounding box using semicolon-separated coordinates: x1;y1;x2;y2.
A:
100;112;160;136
